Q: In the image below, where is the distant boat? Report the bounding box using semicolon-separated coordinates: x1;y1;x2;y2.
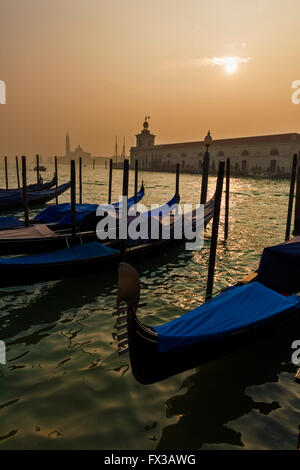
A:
34;165;46;172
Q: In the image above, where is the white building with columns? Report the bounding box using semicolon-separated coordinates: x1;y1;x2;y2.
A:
130;118;300;176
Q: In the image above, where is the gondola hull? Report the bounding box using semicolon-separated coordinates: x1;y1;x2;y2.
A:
0;197;215;286
117;240;300;385
0;190;207;255
0;242;120;288
126;301;300;385
0;229;97;255
0;176;56;193
0;181;70;211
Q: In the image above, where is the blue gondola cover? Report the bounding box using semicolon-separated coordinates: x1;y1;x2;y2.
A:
33;186;145;228
0;182;70;208
257;240;300;292
153;281;300;353
0;242;118;266
0;216;26;230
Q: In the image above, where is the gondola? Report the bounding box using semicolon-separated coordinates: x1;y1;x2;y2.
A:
0;241;120;287
0;175;56;193
0;181;70;211
0;183;145;232
0;189;178;255
33;183;145;228
117;236;300;384
0;195;214;286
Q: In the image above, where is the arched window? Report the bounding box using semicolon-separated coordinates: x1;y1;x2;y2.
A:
218;151;224;157
270;148;279;156
241;150;249;156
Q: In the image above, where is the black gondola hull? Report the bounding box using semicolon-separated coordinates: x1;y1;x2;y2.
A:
0;181;70;211
0;252;120;288
127;301;300;385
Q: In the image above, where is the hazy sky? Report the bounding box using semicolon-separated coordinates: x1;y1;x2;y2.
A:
0;0;300;157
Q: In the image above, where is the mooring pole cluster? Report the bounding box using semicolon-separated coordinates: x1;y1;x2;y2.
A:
200;151;209;206
4;156;8;190
175;163;180;202
134;159;138;204
70;159;76;245
16;156;20;189
54;156;58;204
290;154;300;237
224;158;230;241
79;157;82;204
108;158;113;204
120;159;129;261
206;160;225;301
21;156;29;228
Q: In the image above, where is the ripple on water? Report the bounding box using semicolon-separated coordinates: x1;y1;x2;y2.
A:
0;169;299;449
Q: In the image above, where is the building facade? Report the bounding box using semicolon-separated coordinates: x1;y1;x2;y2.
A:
130;119;300;176
59;132;95;164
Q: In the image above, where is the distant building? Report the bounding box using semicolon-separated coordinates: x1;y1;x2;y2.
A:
57;132;107;166
130;118;300;176
58;132;92;164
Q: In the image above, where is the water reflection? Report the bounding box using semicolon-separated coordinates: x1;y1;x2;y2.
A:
157;313;300;450
0;169;298;449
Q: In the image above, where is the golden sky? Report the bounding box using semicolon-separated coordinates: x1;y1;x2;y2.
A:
0;0;300;158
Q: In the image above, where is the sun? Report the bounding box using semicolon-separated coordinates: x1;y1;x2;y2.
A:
212;56;241;74
225;61;238;74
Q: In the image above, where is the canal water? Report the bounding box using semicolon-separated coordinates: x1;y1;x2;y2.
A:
0;164;299;449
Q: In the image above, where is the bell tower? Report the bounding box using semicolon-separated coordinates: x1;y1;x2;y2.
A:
136;116;155;148
66;131;70;156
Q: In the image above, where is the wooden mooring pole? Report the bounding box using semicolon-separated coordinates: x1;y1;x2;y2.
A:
4;156;8;190
134;159;138;203
224;158;230;240
70;160;76;245
206;160;225;301
16;156;20;189
108;158;113;204
54;156;58;204
120;159;129;261
36;154;40;190
21;156;29;227
79;157;82;204
293;155;300;236
175;163;180;202
285;154;297;241
200;149;210;205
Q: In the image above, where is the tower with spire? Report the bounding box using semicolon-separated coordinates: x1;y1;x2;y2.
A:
135;116;155;149
66;131;70;156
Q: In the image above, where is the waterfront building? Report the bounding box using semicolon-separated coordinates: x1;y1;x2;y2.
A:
130;118;300;176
